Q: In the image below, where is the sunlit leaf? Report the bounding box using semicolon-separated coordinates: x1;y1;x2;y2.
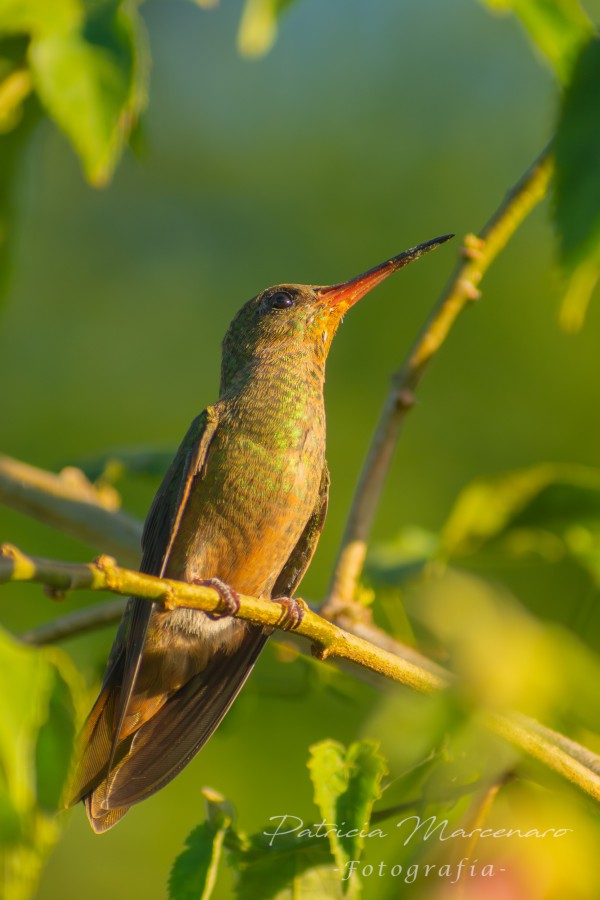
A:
412;568;600;723
232;742;387;898
29;2;148;186
169;788;232;900
0;626;83;900
308;740;387;891
555;37;600;331
0;0;80;37
478;0;593;81
440;463;600;558
237;0;298;58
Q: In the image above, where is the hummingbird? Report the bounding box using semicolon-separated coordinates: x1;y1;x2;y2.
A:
68;234;452;832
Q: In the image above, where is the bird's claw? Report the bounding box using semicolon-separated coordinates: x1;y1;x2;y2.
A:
273;596;307;632
194;577;241;618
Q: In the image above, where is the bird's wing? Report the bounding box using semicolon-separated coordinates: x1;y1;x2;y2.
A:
104;463;331;809
140;406;220;577
272;462;330;598
69;407;219;808
111;406;220;755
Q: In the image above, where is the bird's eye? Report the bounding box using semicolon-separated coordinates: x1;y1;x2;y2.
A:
270;291;294;310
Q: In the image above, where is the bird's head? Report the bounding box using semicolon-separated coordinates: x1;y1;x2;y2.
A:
220;234;453;393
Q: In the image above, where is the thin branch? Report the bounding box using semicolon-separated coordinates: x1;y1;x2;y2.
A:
20;599;127;645
0;544;443;694
0;454;142;565
323;147;554;615
2;543;600;805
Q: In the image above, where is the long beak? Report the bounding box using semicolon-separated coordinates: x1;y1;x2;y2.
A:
317;234;453;309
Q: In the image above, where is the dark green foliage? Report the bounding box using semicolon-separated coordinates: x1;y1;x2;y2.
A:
169;822;228;900
34;670;77;812
478;0;593;81
554;36;600;328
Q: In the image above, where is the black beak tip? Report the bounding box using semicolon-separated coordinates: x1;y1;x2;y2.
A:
433;233;455;246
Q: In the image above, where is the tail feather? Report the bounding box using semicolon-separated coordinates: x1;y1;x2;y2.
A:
69;627;267;831
106;630;267;808
84;789;129;834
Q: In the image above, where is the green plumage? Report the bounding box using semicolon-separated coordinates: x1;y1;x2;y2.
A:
68;236;451;831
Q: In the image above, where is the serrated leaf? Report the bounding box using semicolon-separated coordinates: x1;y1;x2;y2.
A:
308;740;387;889
234;835;343;900
169;789;232;900
478;0;593;81
232;821;346;900
29;1;147;186
555;36;600;331
237;0;298;58
232;741;388;900
441;463;600;558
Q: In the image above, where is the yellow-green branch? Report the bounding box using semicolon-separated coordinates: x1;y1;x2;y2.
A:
0;544;442;694
2;542;600;805
324;147;554;615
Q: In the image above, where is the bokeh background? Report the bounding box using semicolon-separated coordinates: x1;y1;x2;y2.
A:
1;0;600;897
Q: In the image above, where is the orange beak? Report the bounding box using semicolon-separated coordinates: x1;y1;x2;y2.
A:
317;234;453;310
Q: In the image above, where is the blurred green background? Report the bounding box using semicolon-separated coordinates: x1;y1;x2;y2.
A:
1;0;600;897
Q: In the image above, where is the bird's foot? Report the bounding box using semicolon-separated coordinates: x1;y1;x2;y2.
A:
272;596;308;632
192;577;241;619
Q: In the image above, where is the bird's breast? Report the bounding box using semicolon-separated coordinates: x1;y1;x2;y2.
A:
165;393;326;604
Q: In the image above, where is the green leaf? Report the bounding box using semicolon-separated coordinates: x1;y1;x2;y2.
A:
35;669;77;812
169;788;232;900
307;740;387;890
29;1;148;186
440;463;600;558
365;526;439;586
237;0;299;58
555;37;600;332
0;78;41;302
0;625;83;900
478;0;593;82
237;858;345;899
233;828;343;900
0;0;80;38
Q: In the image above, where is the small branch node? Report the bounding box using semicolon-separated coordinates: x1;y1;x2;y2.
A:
311;642;331;661
161;589;177;611
0;543;20;560
458;278;482;302
43;585;68;602
94;554;118;570
396;388;416;411
460;233;486;260
94;553;119;589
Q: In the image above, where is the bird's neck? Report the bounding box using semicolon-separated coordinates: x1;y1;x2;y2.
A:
220;342;326;403
218;344;327;439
